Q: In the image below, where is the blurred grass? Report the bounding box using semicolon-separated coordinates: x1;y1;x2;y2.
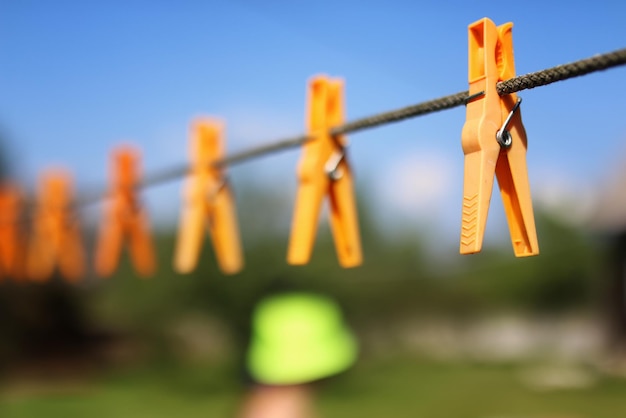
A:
3;356;626;418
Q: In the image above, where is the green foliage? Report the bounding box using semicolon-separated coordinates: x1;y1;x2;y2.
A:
0;186;605;366
88;196;603;359
453;210;601;313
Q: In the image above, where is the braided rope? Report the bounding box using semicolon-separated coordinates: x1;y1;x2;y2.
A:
497;48;626;95
73;47;626;207
337;48;626;137
332;91;469;136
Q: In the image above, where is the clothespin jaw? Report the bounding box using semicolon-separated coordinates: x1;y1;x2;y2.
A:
460;18;538;257
27;170;86;282
115;148;139;190
0;184;23;279
494;23;538;257
174;119;243;275
95;146;156;278
287;75;362;268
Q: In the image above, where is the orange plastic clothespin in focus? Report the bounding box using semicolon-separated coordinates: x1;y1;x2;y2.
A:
460;18;538;257
26;170;86;282
287;75;362;267
174;119;243;275
0;183;24;280
95;146;156;278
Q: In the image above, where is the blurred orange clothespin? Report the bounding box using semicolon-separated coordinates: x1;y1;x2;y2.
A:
0;183;24;280
174;119;243;275
95;146;156;278
26;170;86;282
287;75;362;267
460;17;538;257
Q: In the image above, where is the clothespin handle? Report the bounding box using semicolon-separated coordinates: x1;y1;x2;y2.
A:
174;119;243;275
95;146;156;278
460;18;538;257
494;23;539;257
460;18;502;255
0;184;22;279
27;170;85;282
288;75;362;267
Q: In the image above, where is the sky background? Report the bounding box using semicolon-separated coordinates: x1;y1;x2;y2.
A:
1;1;625;252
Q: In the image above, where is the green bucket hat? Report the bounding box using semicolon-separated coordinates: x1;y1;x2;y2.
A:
247;292;357;385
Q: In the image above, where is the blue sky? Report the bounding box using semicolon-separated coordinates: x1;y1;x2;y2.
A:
1;1;625;250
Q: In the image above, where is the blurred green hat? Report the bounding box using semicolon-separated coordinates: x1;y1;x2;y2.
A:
247;292;357;385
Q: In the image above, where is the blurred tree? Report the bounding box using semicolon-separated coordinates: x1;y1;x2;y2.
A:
604;231;626;351
453;210;599;314
88;184;436;363
81;185;608;369
589;152;626;353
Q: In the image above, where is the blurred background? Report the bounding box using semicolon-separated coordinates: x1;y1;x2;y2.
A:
1;1;626;417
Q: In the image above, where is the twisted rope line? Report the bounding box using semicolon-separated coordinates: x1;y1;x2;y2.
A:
73;47;626;208
336;48;626;137
497;48;626;95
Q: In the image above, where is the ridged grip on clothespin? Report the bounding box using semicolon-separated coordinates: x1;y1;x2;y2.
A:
460;18;538;257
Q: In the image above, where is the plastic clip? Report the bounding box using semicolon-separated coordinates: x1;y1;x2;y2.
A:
460;17;538;257
95;146;156;277
288;75;362;267
174;119;243;275
0;183;23;280
27;170;86;282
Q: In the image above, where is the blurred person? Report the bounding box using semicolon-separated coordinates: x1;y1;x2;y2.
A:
238;291;357;418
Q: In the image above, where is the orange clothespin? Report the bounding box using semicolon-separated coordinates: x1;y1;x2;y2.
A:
174;119;243;275
0;183;24;280
287;75;362;267
26;170;86;282
460;18;538;257
95;146;156;278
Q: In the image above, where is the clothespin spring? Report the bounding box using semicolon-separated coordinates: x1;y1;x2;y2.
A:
325;151;345;180
324;136;349;181
207;179;227;201
496;98;522;149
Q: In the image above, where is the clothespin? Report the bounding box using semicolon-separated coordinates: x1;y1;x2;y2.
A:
460;18;538;257
95;146;156;278
287;75;362;267
0;183;24;280
174;119;243;275
26;170;86;282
